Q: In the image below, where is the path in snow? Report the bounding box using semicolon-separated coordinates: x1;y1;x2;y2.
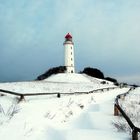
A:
47;88;130;140
0;88;131;140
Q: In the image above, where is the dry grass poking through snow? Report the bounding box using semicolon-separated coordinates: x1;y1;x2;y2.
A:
113;90;140;138
0;104;20;125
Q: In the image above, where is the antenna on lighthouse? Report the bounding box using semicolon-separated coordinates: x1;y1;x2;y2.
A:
63;33;75;73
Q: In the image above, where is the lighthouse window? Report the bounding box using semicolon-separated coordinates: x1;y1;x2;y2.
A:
71;47;72;49
71;52;72;55
71;58;72;61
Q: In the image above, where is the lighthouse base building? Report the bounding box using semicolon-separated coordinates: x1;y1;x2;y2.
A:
63;33;75;73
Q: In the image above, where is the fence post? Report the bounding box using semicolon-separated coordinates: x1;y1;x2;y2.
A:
132;129;138;140
57;93;61;98
114;104;119;116
19;95;25;102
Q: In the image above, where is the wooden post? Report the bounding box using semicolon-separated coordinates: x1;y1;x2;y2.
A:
57;93;61;98
19;95;25;102
114;104;119;116
132;129;138;140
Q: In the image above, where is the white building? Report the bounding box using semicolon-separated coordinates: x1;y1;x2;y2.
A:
63;33;75;73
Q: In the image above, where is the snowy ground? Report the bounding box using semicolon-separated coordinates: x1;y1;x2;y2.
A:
116;87;140;138
0;74;131;140
0;74;114;94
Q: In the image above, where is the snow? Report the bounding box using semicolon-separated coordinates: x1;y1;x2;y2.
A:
44;73;91;83
44;73;96;83
118;87;140;132
0;73;130;140
66;129;129;140
45;73;113;85
0;73;115;94
130;87;140;95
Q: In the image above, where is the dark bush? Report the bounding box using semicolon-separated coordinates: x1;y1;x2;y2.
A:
105;77;119;86
114;82;119;86
101;81;106;84
104;77;118;83
36;66;66;80
130;84;139;88
81;67;104;79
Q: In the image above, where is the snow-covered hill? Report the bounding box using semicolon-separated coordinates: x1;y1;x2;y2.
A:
0;73;130;140
0;73;114;93
44;73;91;83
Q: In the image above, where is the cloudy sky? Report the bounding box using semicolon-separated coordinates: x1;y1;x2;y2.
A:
0;0;140;84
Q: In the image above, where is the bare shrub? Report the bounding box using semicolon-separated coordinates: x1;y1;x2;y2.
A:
0;104;20;124
114;93;140;139
113;118;131;134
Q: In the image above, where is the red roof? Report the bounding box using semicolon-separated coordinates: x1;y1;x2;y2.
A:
65;33;72;39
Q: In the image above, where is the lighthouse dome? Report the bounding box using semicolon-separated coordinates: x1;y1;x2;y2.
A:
65;33;72;39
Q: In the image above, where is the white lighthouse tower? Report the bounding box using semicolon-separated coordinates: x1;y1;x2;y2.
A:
63;33;75;73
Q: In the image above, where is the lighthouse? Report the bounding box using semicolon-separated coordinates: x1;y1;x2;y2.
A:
63;33;75;73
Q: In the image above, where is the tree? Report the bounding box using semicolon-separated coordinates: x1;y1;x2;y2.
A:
104;77;117;83
36;66;66;80
81;67;104;79
104;77;118;85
